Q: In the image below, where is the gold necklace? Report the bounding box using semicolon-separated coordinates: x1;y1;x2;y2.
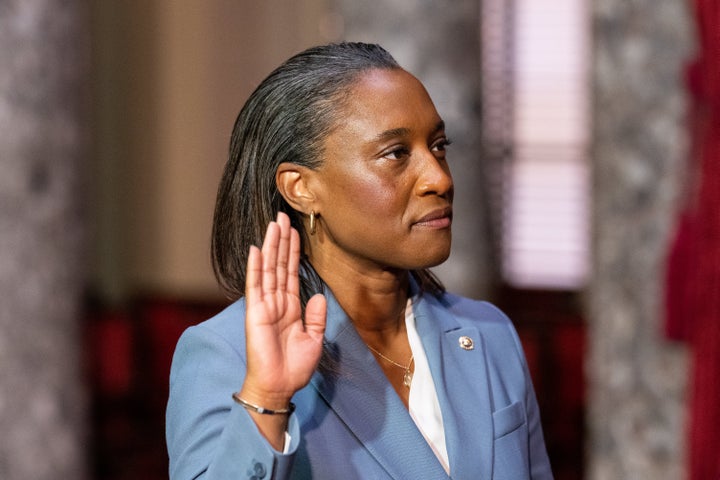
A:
366;344;414;388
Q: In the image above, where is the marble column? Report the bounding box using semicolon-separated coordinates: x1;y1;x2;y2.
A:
335;0;494;299
588;0;692;478
0;1;88;478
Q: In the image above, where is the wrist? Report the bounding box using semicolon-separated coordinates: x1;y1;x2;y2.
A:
233;393;295;415
238;384;294;411
236;385;292;451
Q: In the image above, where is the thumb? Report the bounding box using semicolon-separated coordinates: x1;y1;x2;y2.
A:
304;293;327;341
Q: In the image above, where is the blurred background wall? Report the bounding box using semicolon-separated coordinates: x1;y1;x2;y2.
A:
90;0;332;303
3;0;717;479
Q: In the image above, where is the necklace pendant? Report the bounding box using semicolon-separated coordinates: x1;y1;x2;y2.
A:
403;369;413;388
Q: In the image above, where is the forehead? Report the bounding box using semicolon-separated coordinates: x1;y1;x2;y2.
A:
337;69;442;134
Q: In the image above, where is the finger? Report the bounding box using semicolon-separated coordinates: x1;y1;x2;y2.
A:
287;227;301;297
304;294;327;342
275;212;291;292
261;221;280;295
245;245;263;308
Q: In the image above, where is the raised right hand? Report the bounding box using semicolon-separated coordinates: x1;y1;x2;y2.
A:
238;212;326;446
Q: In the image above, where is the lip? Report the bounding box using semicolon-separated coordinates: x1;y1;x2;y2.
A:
413;206;453;228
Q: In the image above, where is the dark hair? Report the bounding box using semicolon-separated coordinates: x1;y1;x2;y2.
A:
211;42;445;304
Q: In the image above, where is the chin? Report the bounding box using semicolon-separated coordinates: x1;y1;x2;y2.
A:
415;245;452;269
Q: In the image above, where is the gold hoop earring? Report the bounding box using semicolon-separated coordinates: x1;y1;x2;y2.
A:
309;210;317;235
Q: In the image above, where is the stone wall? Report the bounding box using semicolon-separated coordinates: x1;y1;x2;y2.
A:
0;1;88;478
588;0;692;478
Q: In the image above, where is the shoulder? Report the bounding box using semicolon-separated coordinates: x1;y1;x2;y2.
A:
439;292;510;323
434;292;516;335
172;299;248;366
425;291;526;362
198;298;248;339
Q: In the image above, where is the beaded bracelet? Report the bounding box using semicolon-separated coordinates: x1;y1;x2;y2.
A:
232;392;296;415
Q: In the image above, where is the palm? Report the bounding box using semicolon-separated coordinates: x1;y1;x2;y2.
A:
243;213;326;400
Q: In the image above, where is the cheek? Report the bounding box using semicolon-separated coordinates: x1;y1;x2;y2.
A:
358;183;398;212
336;174;404;216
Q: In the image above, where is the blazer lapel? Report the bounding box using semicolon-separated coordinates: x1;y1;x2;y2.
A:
310;289;451;480
413;292;494;480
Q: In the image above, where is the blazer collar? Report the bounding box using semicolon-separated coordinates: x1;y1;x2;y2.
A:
311;283;494;480
310;286;451;480
412;291;494;480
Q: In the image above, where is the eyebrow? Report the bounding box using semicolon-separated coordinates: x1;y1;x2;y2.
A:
372;120;446;143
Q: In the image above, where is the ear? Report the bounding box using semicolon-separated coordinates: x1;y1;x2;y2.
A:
276;162;317;212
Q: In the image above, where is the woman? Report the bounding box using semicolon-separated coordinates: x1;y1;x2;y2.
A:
166;42;553;479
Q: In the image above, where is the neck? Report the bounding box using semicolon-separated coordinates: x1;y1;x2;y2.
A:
310;251;410;336
309;246;415;405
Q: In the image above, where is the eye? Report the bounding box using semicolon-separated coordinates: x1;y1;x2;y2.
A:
381;146;411;161
431;137;452;157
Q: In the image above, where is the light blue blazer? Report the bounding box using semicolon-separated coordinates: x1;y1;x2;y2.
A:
166;286;553;479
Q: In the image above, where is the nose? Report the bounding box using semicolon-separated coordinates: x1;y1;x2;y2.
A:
416;152;453;198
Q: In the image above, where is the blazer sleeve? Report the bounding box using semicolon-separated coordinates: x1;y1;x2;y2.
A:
166;324;299;480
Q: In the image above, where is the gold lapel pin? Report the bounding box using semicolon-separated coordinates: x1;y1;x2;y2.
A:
459;336;474;350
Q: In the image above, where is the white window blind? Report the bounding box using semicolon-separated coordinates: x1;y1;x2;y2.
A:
481;0;590;289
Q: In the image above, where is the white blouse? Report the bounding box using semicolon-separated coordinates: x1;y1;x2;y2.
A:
406;298;450;474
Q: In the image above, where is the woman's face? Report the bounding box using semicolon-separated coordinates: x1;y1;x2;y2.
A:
309;68;454;274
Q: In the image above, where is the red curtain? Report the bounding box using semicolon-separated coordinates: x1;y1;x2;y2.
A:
665;1;720;478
